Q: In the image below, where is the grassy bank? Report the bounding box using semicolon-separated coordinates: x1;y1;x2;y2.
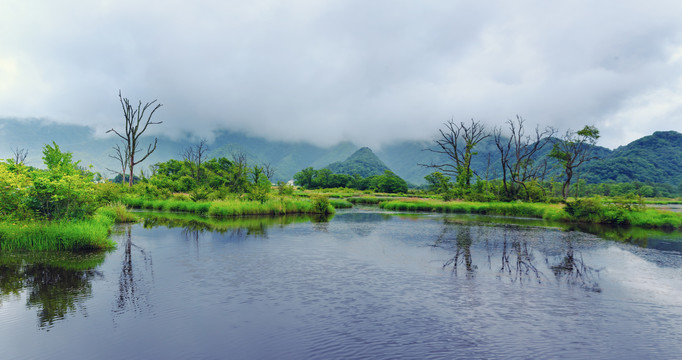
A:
138;211;316;233
379;198;682;230
122;196;335;217
0;206;125;252
380;199;566;220
347;196;385;205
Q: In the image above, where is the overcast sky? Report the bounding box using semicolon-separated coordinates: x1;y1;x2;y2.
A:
1;0;682;149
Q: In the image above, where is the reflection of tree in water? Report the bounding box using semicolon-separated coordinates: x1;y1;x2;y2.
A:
498;229;545;284
332;212;388;236
433;220;600;290
25;264;102;328
143;213;309;239
115;225;153;317
311;214;332;232
549;233;601;292
433;223;476;277
0;253;105;329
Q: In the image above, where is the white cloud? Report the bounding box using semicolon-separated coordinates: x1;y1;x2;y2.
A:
1;0;682;148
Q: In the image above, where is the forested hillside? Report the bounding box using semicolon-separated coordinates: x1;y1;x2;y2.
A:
3;118;681;188
326;147;391;177
582;131;682;185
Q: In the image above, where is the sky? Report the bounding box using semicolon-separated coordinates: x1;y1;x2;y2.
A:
1;0;682;149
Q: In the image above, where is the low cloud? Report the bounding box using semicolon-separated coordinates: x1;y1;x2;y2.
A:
1;0;681;149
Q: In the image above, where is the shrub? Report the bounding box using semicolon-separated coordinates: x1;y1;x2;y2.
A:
310;195;334;214
277;181;295;196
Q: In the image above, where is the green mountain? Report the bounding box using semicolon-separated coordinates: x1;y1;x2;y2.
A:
326;147;391;177
208;132;357;181
3;118;681;187
582;131;682;185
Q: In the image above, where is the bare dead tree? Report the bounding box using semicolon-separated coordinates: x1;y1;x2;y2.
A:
11;146;28;165
420;118;489;187
106;142;129;183
107;90;163;187
229;151;250;193
182;139;209;183
494;116;555;200
261;162;276;180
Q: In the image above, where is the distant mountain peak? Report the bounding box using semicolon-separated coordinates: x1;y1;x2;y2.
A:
325;147;392;177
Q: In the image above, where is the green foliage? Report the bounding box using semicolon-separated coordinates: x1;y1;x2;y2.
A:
277;181;295;196
189;187;210;202
293;167;408;193
329;199;353;209
247;174;272;203
310;195;334;215
0;142;99;221
582;131;682;185
424;172;452;193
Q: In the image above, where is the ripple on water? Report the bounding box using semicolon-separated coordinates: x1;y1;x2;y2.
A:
2;214;682;359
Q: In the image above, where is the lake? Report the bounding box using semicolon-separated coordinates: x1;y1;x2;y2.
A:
2;209;682;359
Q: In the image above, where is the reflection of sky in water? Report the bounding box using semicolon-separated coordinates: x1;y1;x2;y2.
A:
1;210;681;359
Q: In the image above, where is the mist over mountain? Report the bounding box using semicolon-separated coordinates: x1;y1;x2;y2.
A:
326;147;391;178
2;118;681;186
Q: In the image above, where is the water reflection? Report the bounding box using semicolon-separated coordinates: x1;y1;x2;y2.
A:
0;253;105;329
114;225;153;317
413;211;682;254
139;211;317;239
333;211;392;237
432;219;602;291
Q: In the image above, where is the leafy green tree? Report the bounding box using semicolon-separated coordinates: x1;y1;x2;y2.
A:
0;160;32;219
375;170;408;193
27;142;96;219
294;167;315;188
424;172;452;194
549;125;600;199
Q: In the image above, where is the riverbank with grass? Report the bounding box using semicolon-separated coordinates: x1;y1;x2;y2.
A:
122;196;335;217
378;198;682;230
0;205;130;252
379;199;567;220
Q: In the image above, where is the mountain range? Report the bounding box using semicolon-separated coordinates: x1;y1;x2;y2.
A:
1;118;681;186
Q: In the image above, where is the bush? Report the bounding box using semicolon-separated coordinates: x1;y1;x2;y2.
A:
190;187;210;202
310;195;334;214
277;181;295;196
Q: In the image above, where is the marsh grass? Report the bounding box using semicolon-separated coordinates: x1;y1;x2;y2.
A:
0;204;139;252
329;199;353;209
379;199;565;220
348;196;386;205
123;196;336;217
0;208;118;252
379;198;682;230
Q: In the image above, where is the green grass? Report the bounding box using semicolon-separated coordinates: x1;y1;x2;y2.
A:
379;199;566;220
378;198;682;230
0;207;119;252
347;196;386;205
122;196;336;217
329;199;353;209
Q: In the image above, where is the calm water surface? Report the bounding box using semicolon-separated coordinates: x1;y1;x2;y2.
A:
1;210;682;359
